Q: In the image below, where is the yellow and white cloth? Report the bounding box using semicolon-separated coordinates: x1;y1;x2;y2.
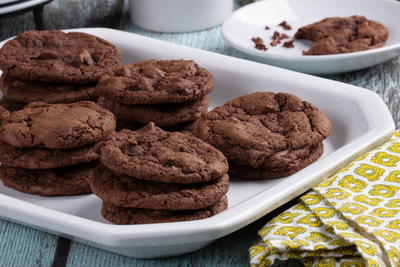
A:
250;132;400;267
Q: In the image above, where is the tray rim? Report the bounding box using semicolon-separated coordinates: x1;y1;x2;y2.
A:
0;27;395;248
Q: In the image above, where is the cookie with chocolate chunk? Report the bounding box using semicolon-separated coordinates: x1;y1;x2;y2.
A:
100;123;228;184
0;142;99;169
0;101;116;149
89;164;229;210
192;92;331;178
295;16;389;55
0;30;121;83
0;75;97;104
101;196;227;224
96;60;214;104
0;162;94;196
98;96;209;127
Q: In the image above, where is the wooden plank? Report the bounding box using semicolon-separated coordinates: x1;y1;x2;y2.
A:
0;218;57;266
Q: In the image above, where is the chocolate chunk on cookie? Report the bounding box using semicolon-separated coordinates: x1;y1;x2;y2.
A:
0;162;94;196
101;196;227;224
0;142;99;169
295;16;389;55
1;75;97;104
89;164;229;210
100;123;228;184
96;60;214;104
0;101;116;149
0;30;121;83
98;96;209;127
193;92;331;169
229;143;323;179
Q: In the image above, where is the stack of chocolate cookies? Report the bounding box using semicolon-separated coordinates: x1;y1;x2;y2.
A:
0;101;116;196
96;59;213;130
0;30;121;110
192;92;332;179
89;123;229;224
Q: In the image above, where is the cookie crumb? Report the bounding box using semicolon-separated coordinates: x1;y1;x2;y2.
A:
251;37;268;51
278;20;292;30
270;31;281;46
283;40;295;48
264;25;270;30
280;33;289;40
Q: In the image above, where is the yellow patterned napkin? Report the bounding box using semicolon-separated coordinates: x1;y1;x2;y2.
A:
250;132;400;267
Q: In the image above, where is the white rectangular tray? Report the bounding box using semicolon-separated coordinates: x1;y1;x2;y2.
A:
0;28;395;259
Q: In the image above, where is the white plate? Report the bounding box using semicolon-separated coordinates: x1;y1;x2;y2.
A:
0;0;49;15
0;28;395;259
222;0;400;75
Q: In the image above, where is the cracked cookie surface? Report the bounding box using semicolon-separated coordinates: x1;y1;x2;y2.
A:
295;16;389;55
0;142;99;169
89;164;229;210
0;30;121;83
0;74;97;104
98;96;209;127
101;196;228;224
0;101;116;149
100;123;228;184
193;92;331;169
96;60;214;104
0;162;94;196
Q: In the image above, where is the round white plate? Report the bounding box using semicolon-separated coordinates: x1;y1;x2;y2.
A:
222;0;400;75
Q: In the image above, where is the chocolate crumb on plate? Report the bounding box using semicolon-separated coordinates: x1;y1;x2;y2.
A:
264;25;270;30
278;20;292;30
251;37;268;51
283;40;295;48
270;31;281;46
280;33;290;40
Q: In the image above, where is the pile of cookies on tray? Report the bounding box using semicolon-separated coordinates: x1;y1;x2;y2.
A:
0;102;116;196
0;30;121;110
89;123;229;224
97;60;213;130
0;30;332;225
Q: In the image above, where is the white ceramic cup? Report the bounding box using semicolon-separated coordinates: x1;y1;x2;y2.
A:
129;0;234;33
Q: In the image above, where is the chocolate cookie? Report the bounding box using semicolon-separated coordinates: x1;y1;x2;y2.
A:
0;101;116;149
89;164;229;210
295;16;389;55
0;75;97;104
193;92;331;169
0;30;121;83
96;60;214;104
0;142;99;169
101;196;228;224
0;162;94;196
98;96;209;127
229;143;323;179
100;123;228;184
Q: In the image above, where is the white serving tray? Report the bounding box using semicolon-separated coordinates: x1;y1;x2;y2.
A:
0;28;395;259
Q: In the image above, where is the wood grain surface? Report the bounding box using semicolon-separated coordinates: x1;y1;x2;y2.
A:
0;0;399;266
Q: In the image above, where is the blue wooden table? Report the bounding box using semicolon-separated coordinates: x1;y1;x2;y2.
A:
0;0;399;266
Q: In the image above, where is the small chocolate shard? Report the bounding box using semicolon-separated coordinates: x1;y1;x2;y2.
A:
264;25;270;30
280;33;290;40
278;20;292;30
270;31;281;46
78;49;94;65
283;40;295;48
251;37;268;51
